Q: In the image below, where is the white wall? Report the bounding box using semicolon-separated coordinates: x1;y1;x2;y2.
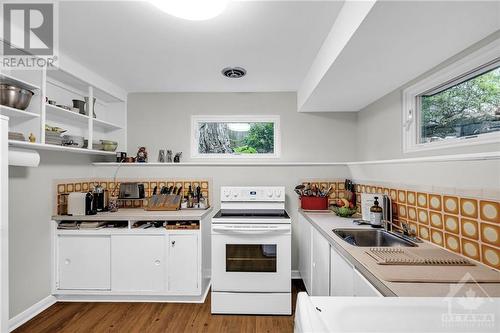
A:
95;92;357;270
126;92;357;162
8;152;102;318
351;33;500;196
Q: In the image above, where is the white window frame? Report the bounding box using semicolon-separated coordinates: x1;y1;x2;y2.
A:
191;115;281;159
402;39;500;153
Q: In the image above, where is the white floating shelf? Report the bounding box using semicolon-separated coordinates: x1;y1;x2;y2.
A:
0;105;40;121
45;104;89;126
92;161;346;167
9;140;116;156
92;152;500;167
0;73;40;92
93;118;122;131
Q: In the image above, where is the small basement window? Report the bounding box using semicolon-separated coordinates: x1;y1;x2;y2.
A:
191;115;280;158
402;41;500;153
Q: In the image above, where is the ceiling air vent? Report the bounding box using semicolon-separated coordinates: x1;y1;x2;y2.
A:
222;67;247;78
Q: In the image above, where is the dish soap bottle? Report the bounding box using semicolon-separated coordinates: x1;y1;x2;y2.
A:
370;196;383;228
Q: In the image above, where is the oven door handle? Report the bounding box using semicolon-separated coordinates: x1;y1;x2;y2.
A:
212;226;289;234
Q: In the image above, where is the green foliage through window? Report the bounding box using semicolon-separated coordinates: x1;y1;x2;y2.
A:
197;121;275;155
420;66;500;142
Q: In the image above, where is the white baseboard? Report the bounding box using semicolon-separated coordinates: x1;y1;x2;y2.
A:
9;295;57;332
292;270;301;279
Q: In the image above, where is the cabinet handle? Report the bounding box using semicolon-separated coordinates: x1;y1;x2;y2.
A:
171;241;175;247
64;259;71;265
154;260;161;266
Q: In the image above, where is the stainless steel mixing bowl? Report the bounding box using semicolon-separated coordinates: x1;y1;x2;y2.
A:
0;84;34;110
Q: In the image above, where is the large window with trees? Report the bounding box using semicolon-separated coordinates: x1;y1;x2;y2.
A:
403;40;500;153
191;115;280;158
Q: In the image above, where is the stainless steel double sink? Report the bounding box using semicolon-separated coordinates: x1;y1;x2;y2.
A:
333;228;417;247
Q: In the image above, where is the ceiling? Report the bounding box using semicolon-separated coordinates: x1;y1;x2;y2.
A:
298;0;500;112
59;1;343;93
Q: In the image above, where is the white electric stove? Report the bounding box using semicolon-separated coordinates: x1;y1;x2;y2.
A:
211;186;291;315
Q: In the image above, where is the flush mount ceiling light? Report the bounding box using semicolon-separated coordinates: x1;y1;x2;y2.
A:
148;0;229;21
222;67;247;78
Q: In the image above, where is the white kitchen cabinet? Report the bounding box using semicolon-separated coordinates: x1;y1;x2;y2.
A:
168;234;199;293
298;214;313;294
111;235;164;292
58;235;111;290
353;269;382;297
330;246;354;296
330;246;382;297
311;228;330;296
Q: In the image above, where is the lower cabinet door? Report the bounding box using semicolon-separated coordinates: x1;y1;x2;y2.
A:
111;235;165;292
353;269;382;297
168;234;198;293
58;235;111;290
330;246;354;296
311;228;330;296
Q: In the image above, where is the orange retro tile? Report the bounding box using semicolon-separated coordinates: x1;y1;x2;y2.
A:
376;187;383;194
444;233;461;253
444;214;460;234
429;194;442;211
406;191;416;206
481;245;500;269
461;218;479;240
407;207;417;221
398;190;406;204
418;225;430;240
430;228;444;246
337;182;345;190
398;205;407;219
383;188;390;196
66;183;74;192
82;183;89;191
74;183;82;192
480;222;500;247
390;189;398;202
429;211;443;229
408;221;418;235
417;209;429;225
461;239;480;261
57;184;66;194
460;198;478;219
443;196;459;215
417;192;428;208
479;200;499;224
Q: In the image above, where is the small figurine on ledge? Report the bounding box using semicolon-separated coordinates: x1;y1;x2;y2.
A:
136;147;148;163
174;152;182;163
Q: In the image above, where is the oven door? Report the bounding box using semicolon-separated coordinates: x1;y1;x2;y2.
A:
212;224;291;292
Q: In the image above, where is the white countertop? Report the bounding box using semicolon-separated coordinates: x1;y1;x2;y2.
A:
300;210;500;297
52;207;213;221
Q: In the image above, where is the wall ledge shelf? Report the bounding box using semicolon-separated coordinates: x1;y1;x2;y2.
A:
92;152;500;167
93;118;123;131
0;73;40;92
45;104;89;126
0;105;40;120
9;140;116;156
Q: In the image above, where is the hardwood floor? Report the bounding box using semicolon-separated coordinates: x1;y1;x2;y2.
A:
14;281;305;333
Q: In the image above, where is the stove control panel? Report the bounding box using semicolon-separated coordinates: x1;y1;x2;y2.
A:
220;186;285;202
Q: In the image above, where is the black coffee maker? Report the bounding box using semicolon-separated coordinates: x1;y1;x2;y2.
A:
85;192;97;215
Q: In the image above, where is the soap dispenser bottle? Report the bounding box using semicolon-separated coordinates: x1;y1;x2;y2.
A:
370;196;383;228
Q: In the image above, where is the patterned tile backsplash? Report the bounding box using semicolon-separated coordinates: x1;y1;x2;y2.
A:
56;179;209;216
303;180;499;271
